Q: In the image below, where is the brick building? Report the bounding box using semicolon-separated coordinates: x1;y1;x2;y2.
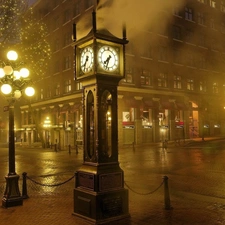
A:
19;0;225;148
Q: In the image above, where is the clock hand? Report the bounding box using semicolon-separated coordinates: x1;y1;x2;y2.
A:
103;55;111;69
82;55;89;71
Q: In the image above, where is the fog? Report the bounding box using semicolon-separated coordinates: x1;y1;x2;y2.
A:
96;0;185;38
76;0;185;40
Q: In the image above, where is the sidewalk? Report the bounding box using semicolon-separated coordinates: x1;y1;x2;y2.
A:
1;137;225;224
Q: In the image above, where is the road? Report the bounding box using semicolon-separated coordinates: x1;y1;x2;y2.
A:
1;139;225;224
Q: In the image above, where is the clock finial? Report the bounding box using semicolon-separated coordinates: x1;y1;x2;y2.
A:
92;10;97;34
72;23;76;41
123;23;127;40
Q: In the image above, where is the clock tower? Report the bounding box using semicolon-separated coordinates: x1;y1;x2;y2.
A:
72;11;129;224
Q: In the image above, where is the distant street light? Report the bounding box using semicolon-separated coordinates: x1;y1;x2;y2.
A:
43;117;51;148
0;50;35;207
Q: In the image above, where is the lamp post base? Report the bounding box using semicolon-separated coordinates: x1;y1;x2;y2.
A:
2;174;23;208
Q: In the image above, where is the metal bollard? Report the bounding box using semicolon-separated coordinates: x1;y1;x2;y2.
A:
75;172;78;188
68;144;71;154
163;176;172;210
22;172;29;199
54;144;57;152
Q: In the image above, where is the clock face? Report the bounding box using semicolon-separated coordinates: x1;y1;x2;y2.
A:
80;46;94;73
98;46;119;71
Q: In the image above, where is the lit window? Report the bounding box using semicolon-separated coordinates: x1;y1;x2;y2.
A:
64;80;72;93
40;88;44;99
187;79;194;90
158;73;168;88
46;86;51;98
210;0;216;8
200;81;207;92
174;75;182;89
141;70;152;86
76;82;82;90
124;68;133;83
55;83;60;96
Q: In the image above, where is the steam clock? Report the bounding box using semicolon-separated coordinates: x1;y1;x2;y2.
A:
72;12;129;224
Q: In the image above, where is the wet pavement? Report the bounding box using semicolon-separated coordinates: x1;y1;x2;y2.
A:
1;137;225;224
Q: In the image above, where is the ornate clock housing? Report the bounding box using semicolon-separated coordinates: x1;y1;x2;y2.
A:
80;46;94;73
98;45;119;72
72;11;129;224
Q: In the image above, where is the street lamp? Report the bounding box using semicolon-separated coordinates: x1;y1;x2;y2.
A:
0;50;35;207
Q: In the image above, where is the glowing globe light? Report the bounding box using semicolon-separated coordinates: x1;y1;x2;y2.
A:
3;65;13;75
25;87;35;96
13;71;21;80
7;50;18;61
0;68;5;78
1;84;12;94
20;68;29;78
14;90;22;99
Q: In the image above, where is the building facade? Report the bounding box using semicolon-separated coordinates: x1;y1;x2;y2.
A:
19;0;225;148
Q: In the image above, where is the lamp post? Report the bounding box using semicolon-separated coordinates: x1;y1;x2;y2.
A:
0;50;35;207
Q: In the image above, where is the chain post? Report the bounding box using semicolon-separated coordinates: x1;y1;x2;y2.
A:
22;172;29;199
163;176;172;210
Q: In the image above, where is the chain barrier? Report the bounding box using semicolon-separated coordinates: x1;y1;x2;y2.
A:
124;179;164;195
125;176;172;210
26;174;75;187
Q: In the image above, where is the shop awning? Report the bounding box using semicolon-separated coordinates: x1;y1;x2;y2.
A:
160;101;175;110
124;98;140;108
143;100;158;109
175;102;188;110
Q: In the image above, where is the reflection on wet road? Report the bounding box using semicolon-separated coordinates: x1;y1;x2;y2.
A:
119;140;225;199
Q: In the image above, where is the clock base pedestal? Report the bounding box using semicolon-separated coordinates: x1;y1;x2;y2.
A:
73;164;130;225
